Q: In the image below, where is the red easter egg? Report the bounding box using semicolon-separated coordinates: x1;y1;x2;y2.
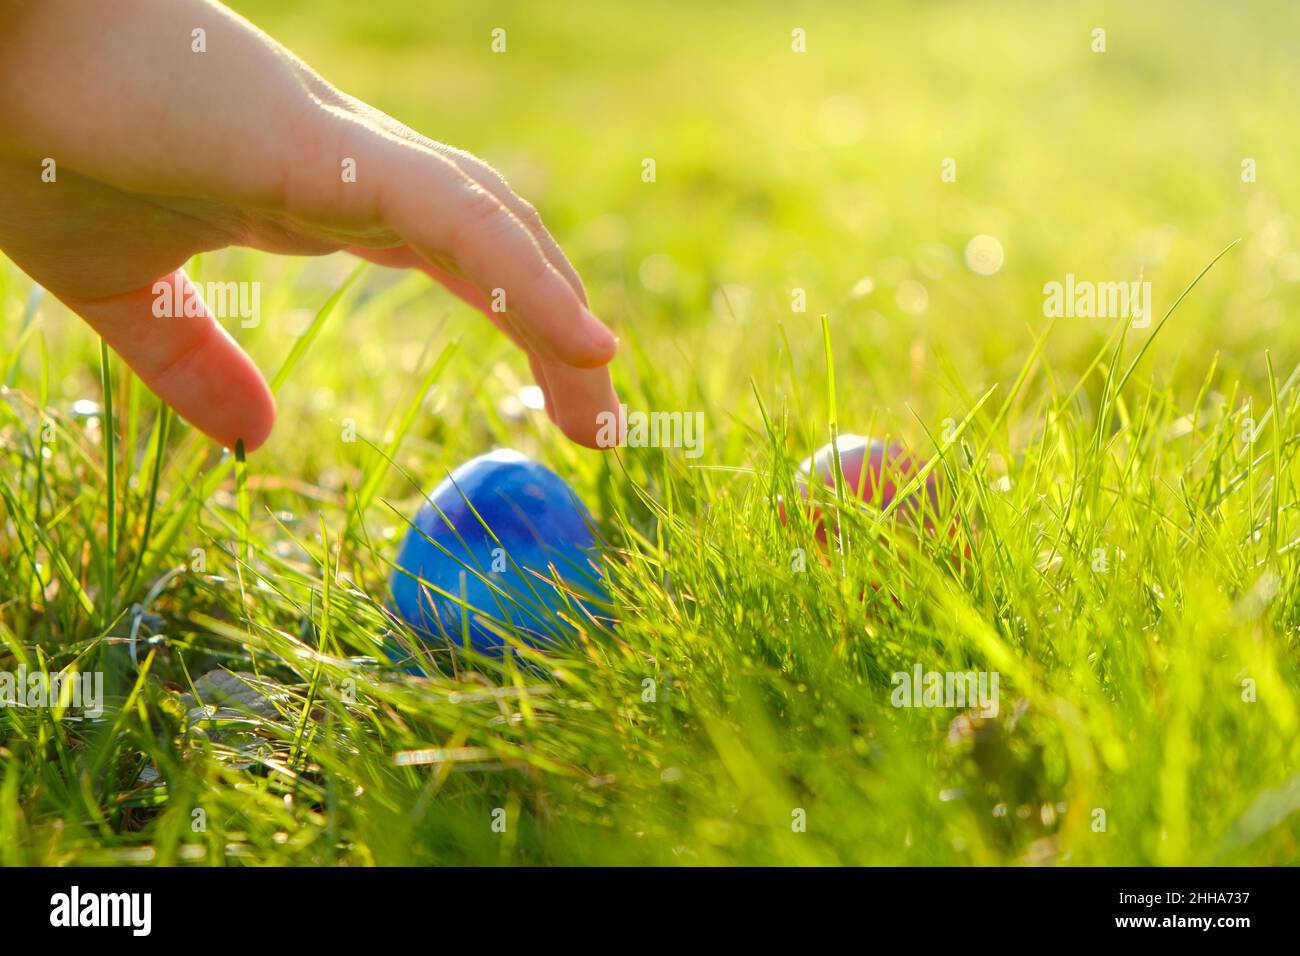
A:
780;435;936;534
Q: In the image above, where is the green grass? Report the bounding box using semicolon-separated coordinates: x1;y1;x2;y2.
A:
1;0;1299;865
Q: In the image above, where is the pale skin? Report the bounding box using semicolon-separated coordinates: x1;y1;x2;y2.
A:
0;0;620;450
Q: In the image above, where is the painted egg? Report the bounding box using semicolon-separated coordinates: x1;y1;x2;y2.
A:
779;434;943;537
389;449;608;657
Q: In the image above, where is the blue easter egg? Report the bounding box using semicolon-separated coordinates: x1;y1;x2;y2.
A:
389;449;607;656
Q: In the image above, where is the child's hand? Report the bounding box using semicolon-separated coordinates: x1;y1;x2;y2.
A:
0;0;619;450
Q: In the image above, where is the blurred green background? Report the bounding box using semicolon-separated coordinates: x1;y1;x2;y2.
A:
9;0;1300;461
228;0;1298;442
2;0;1298;867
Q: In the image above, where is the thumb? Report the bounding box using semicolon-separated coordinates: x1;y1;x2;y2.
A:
61;270;276;451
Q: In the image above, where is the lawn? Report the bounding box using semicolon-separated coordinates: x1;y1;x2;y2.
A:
1;0;1298;865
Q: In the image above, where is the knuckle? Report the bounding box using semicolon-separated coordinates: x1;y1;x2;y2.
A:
514;199;545;232
457;183;507;227
445;182;508;254
522;246;553;284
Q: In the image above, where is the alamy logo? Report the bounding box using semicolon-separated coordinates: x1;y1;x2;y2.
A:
0;667;103;718
49;886;151;936
891;664;999;717
1042;274;1151;328
153;279;261;328
594;404;704;459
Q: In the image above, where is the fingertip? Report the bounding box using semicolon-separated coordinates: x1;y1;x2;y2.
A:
232;388;277;453
543;364;620;449
212;369;276;453
521;268;617;367
560;417;610;449
560;311;618;368
65;275;279;457
164;319;276;453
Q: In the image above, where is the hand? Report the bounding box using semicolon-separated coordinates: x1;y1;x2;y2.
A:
0;0;619;450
